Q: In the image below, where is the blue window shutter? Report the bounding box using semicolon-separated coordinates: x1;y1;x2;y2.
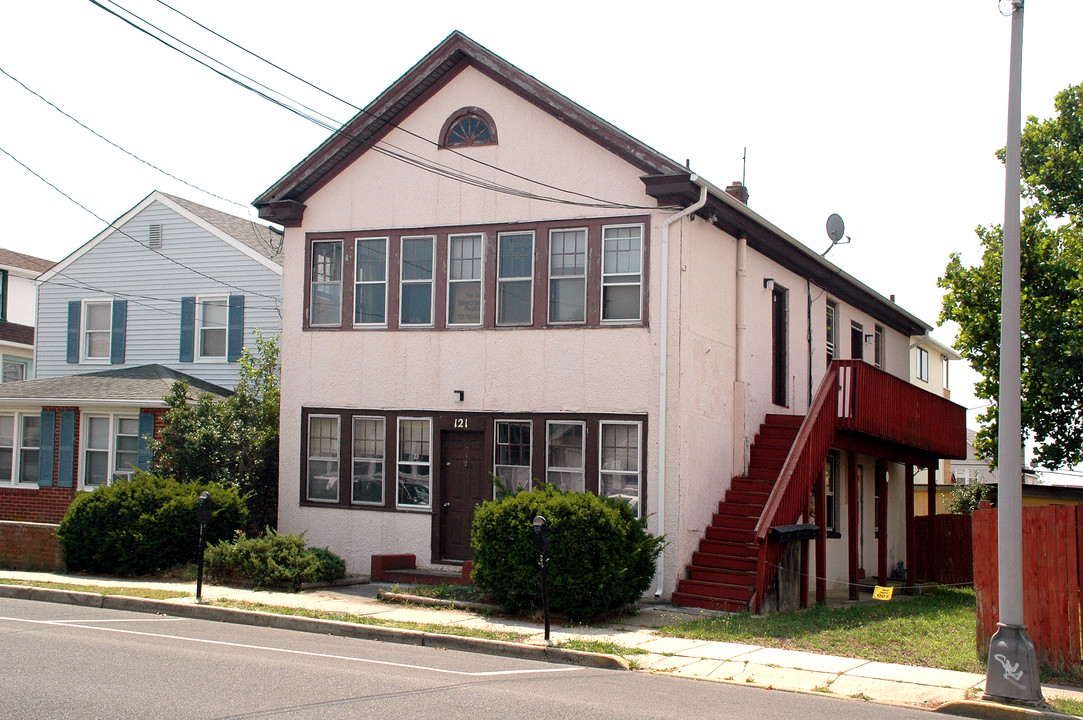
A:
137;412;155;470
179;296;195;362
227;295;245;362
110;299;127;364
37;411;56;488
67;301;81;363
57;411;75;488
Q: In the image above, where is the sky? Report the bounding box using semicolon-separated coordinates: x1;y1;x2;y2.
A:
2;0;1081;459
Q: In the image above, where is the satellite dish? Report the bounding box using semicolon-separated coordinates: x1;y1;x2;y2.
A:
826;214;845;243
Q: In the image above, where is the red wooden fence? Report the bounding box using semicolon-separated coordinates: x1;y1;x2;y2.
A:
973;504;1082;670
912;514;973;585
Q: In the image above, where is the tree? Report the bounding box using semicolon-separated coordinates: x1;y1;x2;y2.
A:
945;482;996;515
150;331;280;532
940;83;1083;470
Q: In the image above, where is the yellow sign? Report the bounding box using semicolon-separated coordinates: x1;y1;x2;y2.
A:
872;585;894;601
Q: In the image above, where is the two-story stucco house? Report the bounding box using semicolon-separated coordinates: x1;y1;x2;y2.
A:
255;32;965;610
0;248;54;383
0;191;282;570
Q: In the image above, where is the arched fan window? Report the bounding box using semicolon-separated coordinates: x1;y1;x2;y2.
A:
440;107;497;148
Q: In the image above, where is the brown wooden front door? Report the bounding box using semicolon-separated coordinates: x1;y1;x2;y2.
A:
439;430;488;562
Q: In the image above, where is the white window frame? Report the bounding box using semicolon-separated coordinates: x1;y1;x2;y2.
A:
309;240;343;327
824;450;840;534
600;224;644;324
399;236;435;327
545;420;585;492
494;419;532;497
81;299;112;363
874;325;885;369
351;415;385;506
547;228;587;325
1;357;30;383
917;346;930;383
599;420;642;517
306;414;341;503
826;300;838;362
79;412;140;490
0;411;41;487
447;233;484;327
497;232;534;326
396;417;432;509
353;236;388;327
195;294;229;361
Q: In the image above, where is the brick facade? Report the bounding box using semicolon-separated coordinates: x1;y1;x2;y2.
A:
0;521;63;570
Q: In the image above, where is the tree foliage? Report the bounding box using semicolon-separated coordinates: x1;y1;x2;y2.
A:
940;83;1083;469
150;331;280;532
945;482;996;515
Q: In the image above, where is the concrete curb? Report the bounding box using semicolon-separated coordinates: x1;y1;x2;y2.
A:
0;583;626;670
936;700;1068;719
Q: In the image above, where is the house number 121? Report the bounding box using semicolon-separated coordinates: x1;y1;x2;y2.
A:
454;418;469;428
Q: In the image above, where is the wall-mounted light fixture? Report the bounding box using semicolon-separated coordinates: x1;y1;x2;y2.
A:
865;333;874;343
763;278;775;291
453;390;464;403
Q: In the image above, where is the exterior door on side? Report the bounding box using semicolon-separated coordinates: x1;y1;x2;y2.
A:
439;430;488;562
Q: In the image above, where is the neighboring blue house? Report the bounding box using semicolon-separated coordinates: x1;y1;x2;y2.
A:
0;191;282;569
35;190;283;387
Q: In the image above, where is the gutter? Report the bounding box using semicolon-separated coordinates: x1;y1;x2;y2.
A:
656;178;708;597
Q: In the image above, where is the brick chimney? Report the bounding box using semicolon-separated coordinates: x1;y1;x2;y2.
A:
724;180;749;204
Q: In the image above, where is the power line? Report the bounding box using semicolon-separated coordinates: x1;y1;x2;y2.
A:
95;0;667;212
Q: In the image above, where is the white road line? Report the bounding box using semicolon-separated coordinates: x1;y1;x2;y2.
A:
0;615;584;677
43;617;185;624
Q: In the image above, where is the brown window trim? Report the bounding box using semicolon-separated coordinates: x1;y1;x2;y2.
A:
302;215;650;332
299;408;648;516
438;106;498;149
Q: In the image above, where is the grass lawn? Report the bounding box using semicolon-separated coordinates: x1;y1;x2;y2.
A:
0;578;189;601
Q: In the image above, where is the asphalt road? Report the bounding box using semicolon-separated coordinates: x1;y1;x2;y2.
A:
0;597;934;720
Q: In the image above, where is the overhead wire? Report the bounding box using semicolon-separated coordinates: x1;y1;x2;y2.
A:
92;0;671;211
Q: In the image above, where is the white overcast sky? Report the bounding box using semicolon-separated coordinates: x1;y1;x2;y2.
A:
2;0;1081;440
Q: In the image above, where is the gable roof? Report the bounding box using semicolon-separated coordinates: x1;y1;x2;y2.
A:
39;190;283;285
0;247;54;275
253;31;929;336
0;364;231;407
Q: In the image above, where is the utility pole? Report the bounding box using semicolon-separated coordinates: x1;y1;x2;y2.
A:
984;0;1042;704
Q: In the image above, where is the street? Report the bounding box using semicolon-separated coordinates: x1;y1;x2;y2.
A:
1;597;933;719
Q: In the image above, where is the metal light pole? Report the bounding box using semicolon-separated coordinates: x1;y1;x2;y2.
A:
984;0;1042;704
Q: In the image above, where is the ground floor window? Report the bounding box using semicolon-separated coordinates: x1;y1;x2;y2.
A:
0;412;40;485
300;409;646;517
82;414;140;489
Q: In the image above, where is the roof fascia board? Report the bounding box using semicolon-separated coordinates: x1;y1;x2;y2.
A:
0;398;168;408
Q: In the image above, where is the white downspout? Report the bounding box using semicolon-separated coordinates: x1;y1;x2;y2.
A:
733;235;748;480
655;178;708;597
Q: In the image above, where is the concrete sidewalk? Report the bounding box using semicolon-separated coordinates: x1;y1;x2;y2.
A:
1;570;1078;718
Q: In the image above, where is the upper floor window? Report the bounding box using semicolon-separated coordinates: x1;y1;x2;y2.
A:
197;295;228;360
310;241;342;327
0;412;39;486
917;346;930;382
0;269;7;322
440;107;497;149
497;233;533;326
68;298;127;365
826;301;838;363
549;229;587;324
400;236;435;326
448;234;483;326
874;325;885;369
2;357;29;383
83;300;112;361
354;237;388;326
601;225;643;322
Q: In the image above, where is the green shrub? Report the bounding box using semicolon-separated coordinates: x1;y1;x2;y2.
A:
309;546;347;582
56;471;246;576
471;484;664;621
205;529;324;590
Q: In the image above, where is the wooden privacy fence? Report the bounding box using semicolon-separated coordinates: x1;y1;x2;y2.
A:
973;504;1082;670
912;514;973;585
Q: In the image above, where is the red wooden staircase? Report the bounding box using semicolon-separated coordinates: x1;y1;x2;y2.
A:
671;414;803;612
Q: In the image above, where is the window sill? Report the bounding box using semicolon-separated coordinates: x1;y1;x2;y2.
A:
0;483;40;491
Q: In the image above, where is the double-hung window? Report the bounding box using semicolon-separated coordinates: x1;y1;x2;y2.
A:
599;421;641;516
400;237;434;326
354;237;388;326
494;420;531;495
397;418;431;508
0;413;40;485
826;301;838;363
310;241;343;326
874;325;885;369
548;229;586;323
546;421;584;492
497;232;533;325
352;416;385;505
82;414;139;488
448;234;483;326
196;295;228;359
2;358;29;383
306;415;340;502
917;347;930;382
83;300;112;361
601;225;642;322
